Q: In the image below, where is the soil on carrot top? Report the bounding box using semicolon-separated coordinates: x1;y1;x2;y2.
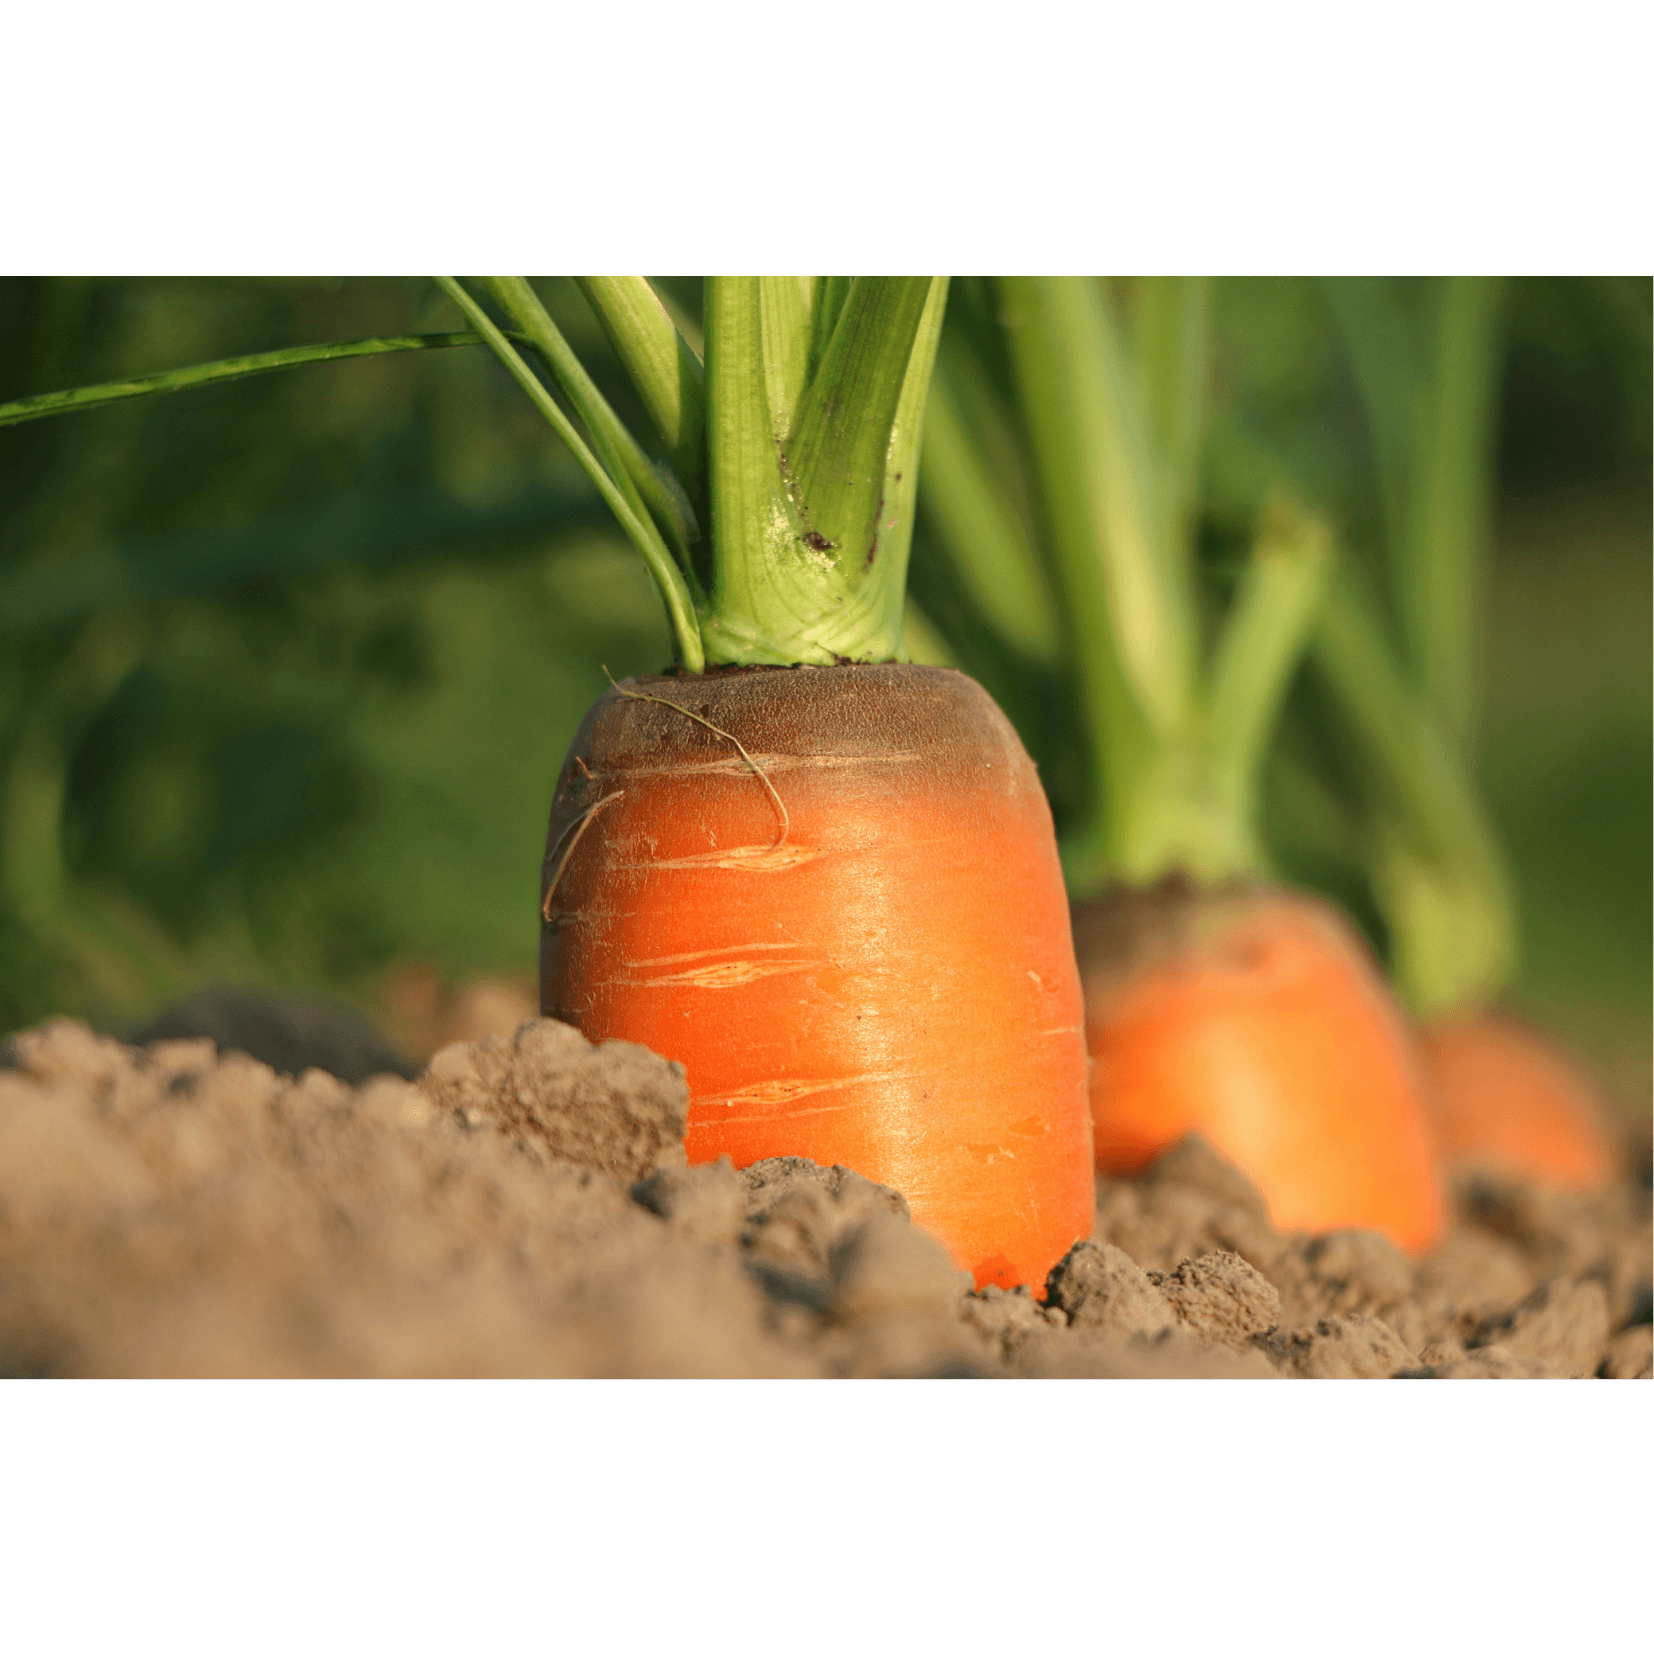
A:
1;1011;1646;1378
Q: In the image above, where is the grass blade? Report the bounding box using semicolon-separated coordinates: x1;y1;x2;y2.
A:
0;332;495;430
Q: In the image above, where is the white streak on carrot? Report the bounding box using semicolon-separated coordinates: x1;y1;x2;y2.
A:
610;959;821;989
619;844;821;872
691;1073;920;1109
624;941;818;967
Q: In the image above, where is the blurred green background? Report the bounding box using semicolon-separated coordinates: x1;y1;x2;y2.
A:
1;278;1647;1110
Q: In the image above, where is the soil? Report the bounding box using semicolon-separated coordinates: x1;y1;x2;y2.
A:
0;1014;1647;1379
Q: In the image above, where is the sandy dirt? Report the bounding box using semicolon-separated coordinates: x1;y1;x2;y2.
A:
0;1015;1647;1379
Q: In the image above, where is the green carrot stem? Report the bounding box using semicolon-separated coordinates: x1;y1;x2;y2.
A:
1399;276;1503;746
998;277;1196;742
1319;275;1504;749
756;277;814;436
874;277;951;628
917;354;1060;665
807;277;854;384
997;276;1241;890
786;278;935;562
1311;560;1516;1014
1127;276;1211;585
1204;497;1334;831
966;278;1336;895
699;277;940;666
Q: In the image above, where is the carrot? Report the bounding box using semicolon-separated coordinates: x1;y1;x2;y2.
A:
1419;1011;1616;1191
540;663;1093;1289
0;275;1100;1288
1078;884;1443;1249
918;277;1447;1250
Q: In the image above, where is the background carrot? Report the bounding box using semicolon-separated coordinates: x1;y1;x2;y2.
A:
1284;280;1620;1189
916;277;1446;1251
1079;886;1440;1248
1420;1012;1616;1191
541;664;1093;1289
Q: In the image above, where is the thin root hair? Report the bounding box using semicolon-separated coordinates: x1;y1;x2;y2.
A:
542;790;626;921
602;667;791;850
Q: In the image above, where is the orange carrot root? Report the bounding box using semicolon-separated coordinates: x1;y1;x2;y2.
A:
541;663;1095;1292
1421;1011;1618;1192
1077;884;1446;1253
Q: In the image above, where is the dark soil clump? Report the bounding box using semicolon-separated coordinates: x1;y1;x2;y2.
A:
129;985;419;1086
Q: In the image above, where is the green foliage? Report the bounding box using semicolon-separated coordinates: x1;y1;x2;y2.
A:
0;277;667;1033
1204;277;1649;1052
1;277;1646;1102
0;273;954;1036
909;275;1649;1090
921;277;1331;893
